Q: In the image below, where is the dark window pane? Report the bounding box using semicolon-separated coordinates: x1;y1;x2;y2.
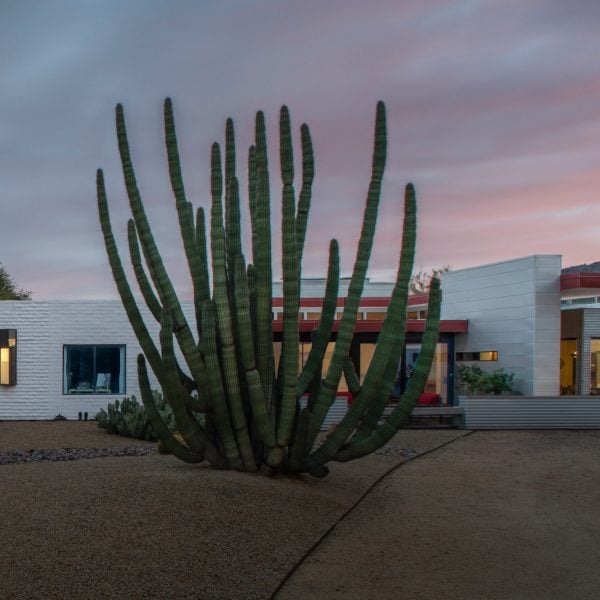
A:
65;347;94;393
95;346;122;393
64;345;125;394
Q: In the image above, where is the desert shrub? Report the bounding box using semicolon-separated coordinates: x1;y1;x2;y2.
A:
457;365;515;395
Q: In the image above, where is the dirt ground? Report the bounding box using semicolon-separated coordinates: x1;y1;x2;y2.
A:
0;422;464;599
276;430;600;600
1;424;599;599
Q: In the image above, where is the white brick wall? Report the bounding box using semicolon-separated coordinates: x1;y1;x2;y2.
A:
0;302;51;418
0;300;196;420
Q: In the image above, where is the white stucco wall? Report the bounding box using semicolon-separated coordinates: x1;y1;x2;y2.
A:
441;255;561;395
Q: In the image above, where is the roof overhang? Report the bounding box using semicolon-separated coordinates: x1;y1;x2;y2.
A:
272;319;468;334
560;273;600;298
272;294;429;308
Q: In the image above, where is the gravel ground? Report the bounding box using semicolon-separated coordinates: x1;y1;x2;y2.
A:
0;421;155;451
0;421;467;599
278;430;600;600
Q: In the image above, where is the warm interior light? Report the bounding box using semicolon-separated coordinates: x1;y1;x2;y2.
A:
0;348;9;384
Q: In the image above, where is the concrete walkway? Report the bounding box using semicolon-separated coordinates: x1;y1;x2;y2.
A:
276;430;600;600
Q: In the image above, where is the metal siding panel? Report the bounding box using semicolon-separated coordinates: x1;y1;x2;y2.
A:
461;396;600;428
299;396;349;430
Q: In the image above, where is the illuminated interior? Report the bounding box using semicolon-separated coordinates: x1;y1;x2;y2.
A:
560;339;577;395
0;329;17;386
590;339;600;395
360;340;449;402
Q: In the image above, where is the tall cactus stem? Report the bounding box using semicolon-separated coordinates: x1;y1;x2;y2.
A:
295;123;314;265
277;105;300;447
334;279;442;462
233;256;278;453
137;354;205;463
127;219;162;322
158;307;226;468
307;100;387;446
296;239;339;397
97;170;165;386
306;183;417;465
210;144;257;471
116;103;207;393
200;300;244;470
164;98;206;317
252;112;275;412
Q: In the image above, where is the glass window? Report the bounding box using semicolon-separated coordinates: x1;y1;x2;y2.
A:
322;342;348;392
360;340;448;403
360;343;375;381
456;351;498;361
560;339;577;395
365;312;385;321
404;342;448;400
0;329;17;386
64;345;125;394
274;341;348;392
591;340;600;395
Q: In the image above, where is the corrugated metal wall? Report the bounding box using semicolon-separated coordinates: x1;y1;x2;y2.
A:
299;396;349;430
460;395;600;428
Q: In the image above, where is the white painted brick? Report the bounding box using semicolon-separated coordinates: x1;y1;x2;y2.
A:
0;299;190;420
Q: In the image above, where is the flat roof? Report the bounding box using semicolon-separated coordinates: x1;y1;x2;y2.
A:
272;319;468;334
561;272;600;291
272;294;429;308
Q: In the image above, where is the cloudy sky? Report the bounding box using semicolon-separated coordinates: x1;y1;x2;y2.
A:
2;0;600;299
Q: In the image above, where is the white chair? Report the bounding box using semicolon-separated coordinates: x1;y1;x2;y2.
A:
95;373;111;393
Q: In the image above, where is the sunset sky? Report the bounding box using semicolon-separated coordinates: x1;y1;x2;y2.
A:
2;0;600;299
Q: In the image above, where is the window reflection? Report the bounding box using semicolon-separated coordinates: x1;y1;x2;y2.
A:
63;345;125;394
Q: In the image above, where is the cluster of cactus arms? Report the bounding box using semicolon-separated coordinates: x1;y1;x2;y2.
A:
96;393;175;440
96;98;441;477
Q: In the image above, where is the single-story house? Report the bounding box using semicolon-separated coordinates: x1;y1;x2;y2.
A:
0;254;599;425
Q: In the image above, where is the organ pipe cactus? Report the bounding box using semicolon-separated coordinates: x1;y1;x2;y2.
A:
96;98;441;477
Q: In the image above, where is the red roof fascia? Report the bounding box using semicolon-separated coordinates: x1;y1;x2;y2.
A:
560;273;600;290
408;293;429;306
272;319;468;333
271;293;429;308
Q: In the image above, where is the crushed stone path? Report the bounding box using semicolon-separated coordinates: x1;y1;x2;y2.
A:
0;446;157;464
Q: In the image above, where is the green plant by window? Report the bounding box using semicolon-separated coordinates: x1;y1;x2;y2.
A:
457;365;514;395
482;370;515;395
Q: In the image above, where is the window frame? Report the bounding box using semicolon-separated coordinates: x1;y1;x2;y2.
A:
62;344;126;395
0;329;17;386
